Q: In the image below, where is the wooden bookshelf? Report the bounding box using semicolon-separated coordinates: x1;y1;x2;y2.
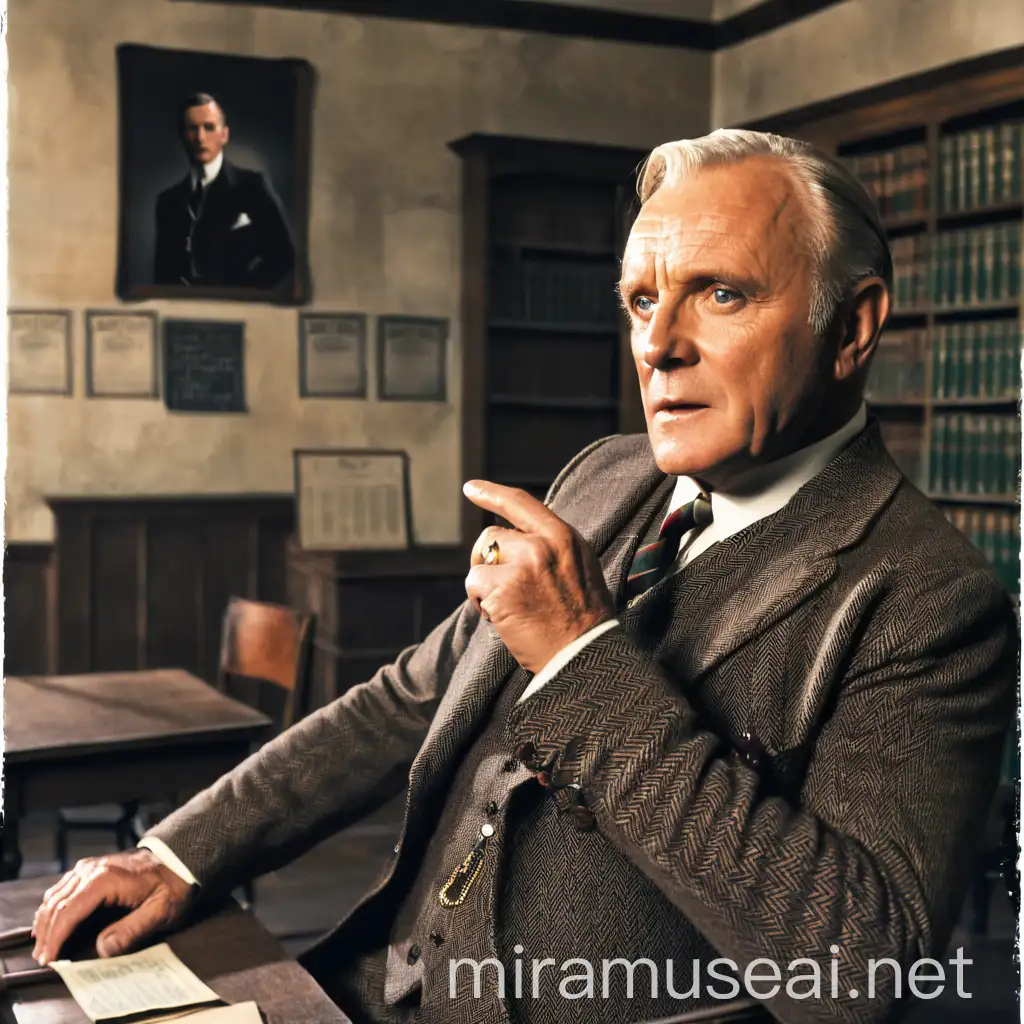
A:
449;134;648;545
764;61;1023;596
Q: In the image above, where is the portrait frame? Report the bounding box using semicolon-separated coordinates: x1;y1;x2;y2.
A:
115;43;314;306
293;448;413;553
298;313;368;399
85;309;160;399
7;309;73;396
376;315;449;402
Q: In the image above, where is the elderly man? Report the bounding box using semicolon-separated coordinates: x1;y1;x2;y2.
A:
154;92;295;289
33;130;1016;1024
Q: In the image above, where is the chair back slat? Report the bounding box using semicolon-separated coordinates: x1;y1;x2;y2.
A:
219;598;316;729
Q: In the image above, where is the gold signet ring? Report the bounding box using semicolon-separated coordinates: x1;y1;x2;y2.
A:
482;540;501;565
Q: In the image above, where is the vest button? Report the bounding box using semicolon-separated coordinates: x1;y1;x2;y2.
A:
486;801;498;815
570;806;596;831
407;944;421;965
514;742;539;767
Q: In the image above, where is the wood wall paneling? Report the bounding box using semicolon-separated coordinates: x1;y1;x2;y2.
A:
3;544;55;676
48;496;295;683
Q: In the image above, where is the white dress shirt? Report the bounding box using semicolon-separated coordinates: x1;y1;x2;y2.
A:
191;151;223;191
141;403;868;885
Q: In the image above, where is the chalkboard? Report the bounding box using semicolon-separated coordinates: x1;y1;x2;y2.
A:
163;319;246;413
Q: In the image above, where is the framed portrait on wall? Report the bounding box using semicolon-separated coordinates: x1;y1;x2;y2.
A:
115;43;313;305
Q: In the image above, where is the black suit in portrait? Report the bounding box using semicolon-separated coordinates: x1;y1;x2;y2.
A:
154;159;295;289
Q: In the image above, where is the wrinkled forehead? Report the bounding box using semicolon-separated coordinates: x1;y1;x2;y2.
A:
621;160;814;281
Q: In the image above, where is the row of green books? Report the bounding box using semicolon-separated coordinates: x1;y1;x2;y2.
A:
490;256;620;326
846;144;929;219
943;505;1020;594
891;234;931;309
931;319;1022;400
927;413;1020;497
931;222;1022;308
937;123;1024;214
868;329;926;401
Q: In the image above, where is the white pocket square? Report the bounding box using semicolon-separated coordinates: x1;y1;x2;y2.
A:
231;212;252;230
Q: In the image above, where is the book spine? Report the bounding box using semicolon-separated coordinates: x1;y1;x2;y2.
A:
980;414;994;494
979;127;991;208
1010;222;1021;300
981;320;995;399
954;132;962;211
961;321;975;397
939;136;953;213
929;413;943;492
968;130;981;209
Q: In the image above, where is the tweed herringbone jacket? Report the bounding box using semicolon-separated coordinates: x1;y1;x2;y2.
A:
147;419;1017;1024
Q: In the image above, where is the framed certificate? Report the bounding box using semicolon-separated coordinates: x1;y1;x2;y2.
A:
377;315;448;401
85;310;159;397
294;449;411;551
299;313;367;397
8;310;72;395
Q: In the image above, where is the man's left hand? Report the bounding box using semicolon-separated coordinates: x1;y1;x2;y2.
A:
462;480;616;673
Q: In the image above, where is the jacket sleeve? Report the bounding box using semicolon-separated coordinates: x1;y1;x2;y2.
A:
505;565;1017;1023
249;173;295;289
153;193;175;285
143;436;618;893
144;597;481;892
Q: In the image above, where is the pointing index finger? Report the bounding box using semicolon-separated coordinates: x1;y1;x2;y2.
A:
462;480;564;536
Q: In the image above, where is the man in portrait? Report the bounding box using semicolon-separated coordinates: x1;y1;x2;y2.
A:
153;92;295;289
35;130;1016;1024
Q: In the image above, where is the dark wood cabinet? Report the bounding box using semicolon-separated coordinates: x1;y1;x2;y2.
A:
449;133;649;546
286;541;467;707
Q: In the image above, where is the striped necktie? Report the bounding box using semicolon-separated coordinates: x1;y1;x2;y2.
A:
625;493;713;600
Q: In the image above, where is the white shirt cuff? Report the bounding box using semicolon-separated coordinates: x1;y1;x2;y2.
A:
517;619;620;703
137;836;199;887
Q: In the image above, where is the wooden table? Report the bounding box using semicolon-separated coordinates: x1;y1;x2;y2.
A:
2;671;272;879
0;875;349;1024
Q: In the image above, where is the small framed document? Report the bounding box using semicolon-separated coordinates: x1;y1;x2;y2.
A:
85;310;159;397
163;319;246;413
299;313;367;397
377;315;448;401
294;448;411;551
8;309;72;395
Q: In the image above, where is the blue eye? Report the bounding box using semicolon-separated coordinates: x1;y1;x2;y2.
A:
712;287;738;304
634;296;654;313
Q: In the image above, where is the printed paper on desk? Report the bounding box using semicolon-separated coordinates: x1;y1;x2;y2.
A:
49;942;221;1022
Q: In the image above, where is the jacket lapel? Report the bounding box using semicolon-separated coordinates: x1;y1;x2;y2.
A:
410;419;902;797
653;418;903;683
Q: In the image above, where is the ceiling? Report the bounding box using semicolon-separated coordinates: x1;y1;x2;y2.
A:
504;0;767;21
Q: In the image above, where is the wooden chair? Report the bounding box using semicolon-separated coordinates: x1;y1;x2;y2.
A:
56;599;315;877
218;598;316;908
218;597;316;733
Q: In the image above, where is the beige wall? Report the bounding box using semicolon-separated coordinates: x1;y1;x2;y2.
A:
6;0;711;543
713;0;1024;127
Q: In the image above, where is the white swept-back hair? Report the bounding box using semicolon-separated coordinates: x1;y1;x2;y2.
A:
637;128;893;337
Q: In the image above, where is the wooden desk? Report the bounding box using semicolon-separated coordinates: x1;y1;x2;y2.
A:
0;875;349;1024
2;671;272;879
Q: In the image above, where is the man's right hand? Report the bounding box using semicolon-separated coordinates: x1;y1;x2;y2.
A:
31;849;193;965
